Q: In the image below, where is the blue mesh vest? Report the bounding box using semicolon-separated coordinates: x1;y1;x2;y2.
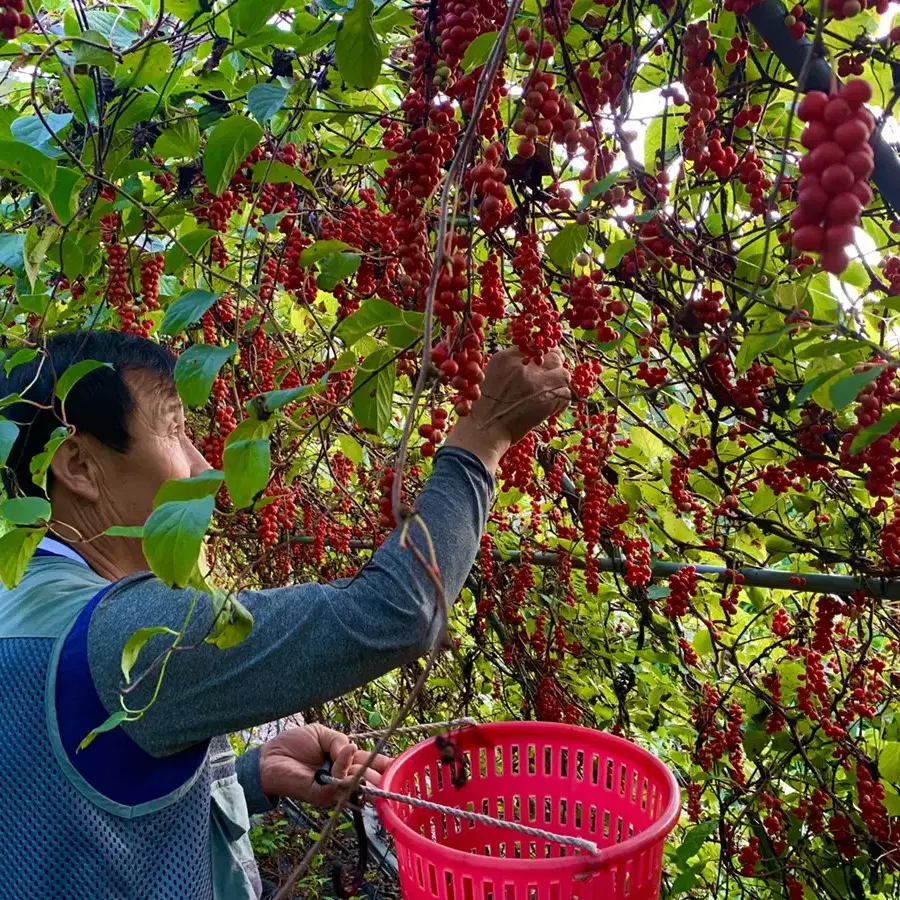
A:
0;547;260;900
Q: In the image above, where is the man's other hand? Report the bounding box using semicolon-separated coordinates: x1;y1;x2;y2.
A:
445;347;572;472
259;724;390;807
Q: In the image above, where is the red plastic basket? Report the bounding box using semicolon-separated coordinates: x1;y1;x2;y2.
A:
377;722;681;900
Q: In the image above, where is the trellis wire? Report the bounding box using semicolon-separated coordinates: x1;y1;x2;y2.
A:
318;773;601;855
287;536;900;599
348;717;478;741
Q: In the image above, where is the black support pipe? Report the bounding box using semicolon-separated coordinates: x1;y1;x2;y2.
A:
745;0;900;214
289;536;900;598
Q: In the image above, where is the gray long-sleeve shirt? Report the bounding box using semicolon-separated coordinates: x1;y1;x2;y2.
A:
87;447;493;807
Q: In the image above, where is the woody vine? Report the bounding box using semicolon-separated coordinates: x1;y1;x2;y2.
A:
3;0;900;896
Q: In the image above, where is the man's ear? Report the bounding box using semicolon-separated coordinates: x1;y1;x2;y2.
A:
49;433;102;503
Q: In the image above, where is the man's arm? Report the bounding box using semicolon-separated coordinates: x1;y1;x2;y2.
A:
88;447;493;755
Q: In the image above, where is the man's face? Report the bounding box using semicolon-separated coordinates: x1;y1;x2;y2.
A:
100;370;212;528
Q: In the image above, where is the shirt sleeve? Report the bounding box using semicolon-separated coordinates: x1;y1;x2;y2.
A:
235;746;276;815
87;447;494;756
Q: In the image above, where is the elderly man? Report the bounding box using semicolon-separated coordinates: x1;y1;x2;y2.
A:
0;330;570;899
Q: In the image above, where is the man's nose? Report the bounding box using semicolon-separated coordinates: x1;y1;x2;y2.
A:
189;442;213;476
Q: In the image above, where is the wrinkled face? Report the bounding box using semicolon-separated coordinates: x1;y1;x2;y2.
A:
98;370;211;527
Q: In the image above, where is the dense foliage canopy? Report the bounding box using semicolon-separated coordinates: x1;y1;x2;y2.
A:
3;0;900;896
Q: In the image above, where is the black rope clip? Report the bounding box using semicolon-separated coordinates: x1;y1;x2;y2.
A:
314;754;369;899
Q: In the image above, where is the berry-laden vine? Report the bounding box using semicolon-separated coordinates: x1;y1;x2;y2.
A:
4;0;900;896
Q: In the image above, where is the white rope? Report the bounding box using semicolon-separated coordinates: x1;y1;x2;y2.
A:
319;774;601;855
348;717;478;741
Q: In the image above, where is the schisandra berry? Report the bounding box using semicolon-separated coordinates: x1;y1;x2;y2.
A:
792;79;875;274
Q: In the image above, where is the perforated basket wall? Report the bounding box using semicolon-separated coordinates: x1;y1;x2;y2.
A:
377;722;681;900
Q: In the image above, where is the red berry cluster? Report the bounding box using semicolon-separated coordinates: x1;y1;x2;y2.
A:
418;408;449;457
828;813;857;858
139;254;165;311
827;0;888;21
792;80;875;274
570;359;603;398
692;288;729;326
474;252;505;320
857;761;891;841
561;272;619;338
724;36;749;65
514;25;553;65
0;0;30;40
664;565;697;618
681;24;721;172
542;0;575;38
725;0;762;14
431;313;486;416
594;41;632;109
686;783;703;822
837;50;868;78
738;151;772;216
378;468;398;529
468;143;510;232
772;606;792;637
679;638;700;667
839;365;900;496
623;535;652;587
499;433;537;492
734;104;763;130
195;189;241;232
785;5;806;38
762;670;786;733
508;233;561;364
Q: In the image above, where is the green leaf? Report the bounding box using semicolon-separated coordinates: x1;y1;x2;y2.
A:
229;0;285;36
879;741;900;783
77;710;129;752
0;418;18;467
299;240;354;266
155;470;224;507
115;43;173;90
0;527;46;589
545;224;588;271
352;347;396;435
670;865;700;896
0;140;56;199
203;115;264;196
319;148;395;169
604;239;634;269
142;496;215;588
336;297;407;346
251;385;316;413
4;349;37;375
331;349;358;373
849;408;900;455
174;343;236;408
55;359;113;404
29;426;68;493
461;30;501;72
224;439;271;508
104;525;145;538
165;228;217;273
206;592;254;650
335;0;382;89
153;118;201;159
250;160;316;194
644;113;679;171
675;821;717;865
828;366;885;411
49;168;85;225
734;321;788;373
792;368;847;408
72;29;117;70
62;75;99;126
247;84;289;125
317;253;361;290
0;234;26;275
11;113;73;157
0;496;51;526
121;626;177;684
577;172;620;211
160;289;221;336
336;433;364;464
